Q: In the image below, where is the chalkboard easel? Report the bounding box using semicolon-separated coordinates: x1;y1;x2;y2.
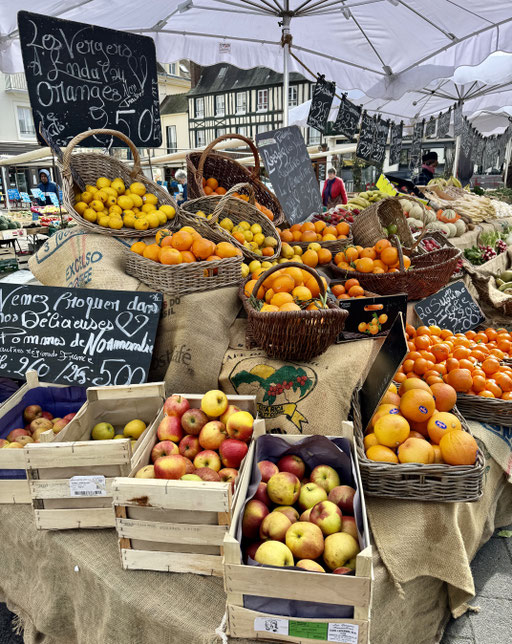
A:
414;281;485;334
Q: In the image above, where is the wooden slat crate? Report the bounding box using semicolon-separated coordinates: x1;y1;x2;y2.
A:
112;394;263;576
222;424;373;644
25;382;165;529
0;371;87;505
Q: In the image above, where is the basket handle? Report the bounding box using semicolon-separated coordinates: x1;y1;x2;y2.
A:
62;129;141;181
408;225;430;252
251;262;326;299
196;134;261;185
209;183;256;226
390;235;407;273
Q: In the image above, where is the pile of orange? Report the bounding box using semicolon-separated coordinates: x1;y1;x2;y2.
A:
331;279;367;300
278;220;350;244
201;177;274;221
395;325;512;401
334;239;411;274
280;242;333;267
130;226;242;265
364;379;478;466
243;265;329;312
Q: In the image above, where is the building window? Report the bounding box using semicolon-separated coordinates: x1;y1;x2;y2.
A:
237;126;247;136
257;89;268;112
169;63;177;75
236;92;247;114
308;126;321;145
166;125;177;153
17;106;35;137
289;86;298;107
257;124;270;135
195;130;206;147
215;95;225;116
216;127;227;138
195;97;205;119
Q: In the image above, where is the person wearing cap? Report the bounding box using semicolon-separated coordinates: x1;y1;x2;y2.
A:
414;152;438;185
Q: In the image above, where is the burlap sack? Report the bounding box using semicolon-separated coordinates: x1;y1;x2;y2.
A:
469;420;512;483
219;318;378;434
463;249;512;323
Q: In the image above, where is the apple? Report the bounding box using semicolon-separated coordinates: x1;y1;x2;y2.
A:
333;567;355;575
194;468;221;482
63;413;76;423
15;436;34;447
309;501;343;536
300;508;312;522
341;516;358;541
23;405;42;423
323;533;360;571
91;422;115;440
7;428;29;443
194;450;221;472
346;557;357;570
285;522;324;560
298;482;327;510
154;454;189;479
273;506;299;524
181;409;208;435
181;474;202;481
40;411;54;421
179;435;200;460
201;390;228;418
134;465;155;479
123;419;147;440
4;442;22;448
310;465;340;493
219;468;238;483
0;439;9;448
277;454;306;480
163;394;190;418
219;438;248;469
245;540;263;562
219;404;241;426
151;440;179;463
328;485;356;514
260;511;292;542
32;426;51;442
199;421;227;450
257;460;279;483
183;457;195;474
254;541;294;567
254;482;270;506
157;416;183;443
226;411;254;442
296;559;325;572
52;419;68;434
267;472;300;506
30;418;53;434
242;499;269;539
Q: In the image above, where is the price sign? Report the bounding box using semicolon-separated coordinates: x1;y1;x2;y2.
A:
356;112;376;163
332;96;362;138
7;189;20;201
372;119;389;165
414;281;485;334
437;109;451;138
307;76;336;133
20;192;32;203
31;188;43;199
389;122;403;166
409;121;424;171
454;104;463;136
425;117;436;138
0;284;162;386
49;193;60;207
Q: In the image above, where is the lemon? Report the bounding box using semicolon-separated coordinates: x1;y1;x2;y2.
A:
180;226;196;234
232;225;242;233
159;204;176;220
292;254;303;263
85;184;98;194
281;243;294;259
196;210;206;218
83;208;97;223
95;189;109;203
265;237;278;248
243;230;253;242
220;217;233;231
96;177;111;189
104;187;118;198
157;212;167;225
239;221;250;231
90;200;105;212
248;260;262;273
261;261;272;269
127;194;141;209
134;218;149;231
146;213;160;228
308;242;321;252
109;218;123;230
132;207;140;213
106;195;117;207
129;182;146;197
109;205;123;216
117;195;134;210
123;213;136;228
113;434;126;440
81;192;93;204
250;223;262;235
111;178;125;194
124;190;131;196
278;257;290;263
135;211;147;219
248;242;259;252
292;245;303;256
253;248;262;256
98;215;110;227
253;233;265;247
241;263;250;278
141;203;155;214
74;201;88;215
143;193;158;206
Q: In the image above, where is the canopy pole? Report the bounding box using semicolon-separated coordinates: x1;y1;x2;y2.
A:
504;137;512;187
453;135;461;178
1;167;11;211
282;13;291;128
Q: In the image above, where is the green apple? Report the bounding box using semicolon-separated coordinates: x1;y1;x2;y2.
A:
91;422;115;440
123;419;147;439
254;540;294;567
298;482;327;510
323;533;360;571
181;474;202;481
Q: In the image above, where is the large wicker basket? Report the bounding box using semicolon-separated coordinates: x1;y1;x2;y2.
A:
240;263;348;361
186;133;284;225
352;197;414;248
351;390;484;502
61;129;180;238
180;183;281;262
455;394;512;427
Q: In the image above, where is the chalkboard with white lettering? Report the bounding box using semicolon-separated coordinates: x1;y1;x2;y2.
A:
0;284;162;386
454;104;463;136
356;112;376;163
332;96;361;138
409;120;424;171
18;11;162;148
256;126;322;225
437;109;451;138
307;76;336;133
425;117;436;138
373;119;389;165
389;121;403;166
414;281;485;334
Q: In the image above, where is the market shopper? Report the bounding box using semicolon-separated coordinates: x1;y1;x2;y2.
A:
36;170;60;206
175;169;187;203
414;151;438;186
322;168;348;208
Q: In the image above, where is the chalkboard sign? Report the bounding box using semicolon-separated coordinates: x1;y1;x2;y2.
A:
425;117;436;139
414;281;485;334
7;189;20;201
332;96;361;138
454;104;463;136
460;118;472;159
409;121;424;171
356;112;376;163
437;109;451;138
359;313;408;431
0;284;162;386
389;122;403;166
307;76;336;133
256;126;322;225
18;11;162;148
372;119;389;165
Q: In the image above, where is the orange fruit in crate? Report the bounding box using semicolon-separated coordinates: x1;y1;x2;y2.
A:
446;369;473;392
216;242;238;258
160;248;183;265
336;222;350;236
317;248;332;265
334;251;346;265
142;244;161;262
244;280;264;299
204;186;214;195
181;251;196;263
398;378;432;396
292;286;312;301
283;266;304;285
206;178;219;190
399;389;435;423
366;445;399;463
397;438;434;464
302;250;319;268
439;431;478;465
348;285;364;297
374;239;391;253
192;238;215;260
314;220;327;233
279;302;301;312
215;187;227;195
345;247;359;262
374;414;410;448
363;433;379;450
260;304;279;312
380;247;399;266
429;383;457;411
273;274;295;293
354;257;374;273
427;412;461;444
130;241;146;255
301;230;317;242
171;231;194;251
331;284;345;297
271;292;294;307
360;248;376;260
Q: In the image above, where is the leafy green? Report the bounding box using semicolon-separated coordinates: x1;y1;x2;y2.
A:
498;530;512;538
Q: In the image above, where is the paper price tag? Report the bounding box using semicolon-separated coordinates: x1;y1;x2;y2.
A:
69;475;107;497
328;623;359;643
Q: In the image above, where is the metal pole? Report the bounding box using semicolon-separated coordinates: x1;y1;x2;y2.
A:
282;13;291;128
452;135;461;178
1;167;11;211
147;148;154;181
503;137;511;187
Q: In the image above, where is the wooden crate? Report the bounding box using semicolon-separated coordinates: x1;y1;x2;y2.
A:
0;371;87;505
25;382;165;530
223;424;373;644
112;394;263;576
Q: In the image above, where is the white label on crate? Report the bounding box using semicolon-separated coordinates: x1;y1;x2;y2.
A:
69;475;107;497
328;623;359;643
254;617;289;636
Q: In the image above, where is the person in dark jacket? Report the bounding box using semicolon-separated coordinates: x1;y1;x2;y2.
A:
36;170;60;206
322;168;348;208
414;152;438;186
174;169;187;203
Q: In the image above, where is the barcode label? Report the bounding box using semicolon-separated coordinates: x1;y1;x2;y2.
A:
69;475;107;497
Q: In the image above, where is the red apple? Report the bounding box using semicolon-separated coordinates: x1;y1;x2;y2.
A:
245;540;264;562
219;468;238;483
226;411;254;442
193;450;221;471
219;404;241;426
277;454;306;480
41;411;54;421
333;567;355;575
181;409;208;435
183;457;195;474
296;559;325;572
151;440;179;463
0;439;9;448
157;415;183;443
273;506;299;524
163;394;190;418
23;405;42;423
309;500;343;536
310;465;340;493
257;460;279;482
154;454;189;479
194;467;221;482
267;472;301;506
328;485;356;514
254;482;271;506
52;419;68;434
179;435;200;460
259;511;292;542
242;499;269;539
219;438;248;469
29;418;53;434
199;420;227;450
63;413;77;423
341;516;358;541
285;522;324;560
6;428;30;443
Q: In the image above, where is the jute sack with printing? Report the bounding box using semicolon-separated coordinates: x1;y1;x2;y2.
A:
468;420;512;483
463;249;512;324
219;318;378;434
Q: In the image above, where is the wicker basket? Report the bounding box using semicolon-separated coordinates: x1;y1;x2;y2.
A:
61;129;180;238
180;183;281;262
124;248;242;296
240;262;348;361
186;133;284;225
352;197;414;248
330;236;462;300
455;394;512;427
351;390;484;502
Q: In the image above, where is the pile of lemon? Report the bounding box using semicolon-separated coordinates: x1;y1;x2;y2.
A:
214;216;278;256
74;177;176;231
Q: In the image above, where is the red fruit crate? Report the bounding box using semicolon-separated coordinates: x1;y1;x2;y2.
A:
111;394;264;576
